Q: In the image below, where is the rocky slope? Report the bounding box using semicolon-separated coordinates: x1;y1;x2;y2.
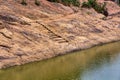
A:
0;0;120;69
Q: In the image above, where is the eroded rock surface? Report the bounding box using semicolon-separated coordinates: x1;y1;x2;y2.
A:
0;0;120;69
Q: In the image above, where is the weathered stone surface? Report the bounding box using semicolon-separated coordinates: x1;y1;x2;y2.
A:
0;0;120;69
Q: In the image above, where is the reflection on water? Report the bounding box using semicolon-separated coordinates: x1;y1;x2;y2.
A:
0;42;120;80
82;54;120;80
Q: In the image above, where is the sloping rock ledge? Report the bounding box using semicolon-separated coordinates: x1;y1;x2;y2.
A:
0;0;120;69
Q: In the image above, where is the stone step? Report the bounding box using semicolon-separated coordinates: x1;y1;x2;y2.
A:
57;40;68;43
40;23;68;43
50;36;60;39
52;38;65;41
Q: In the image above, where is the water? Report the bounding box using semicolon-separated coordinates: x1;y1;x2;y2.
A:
0;41;120;80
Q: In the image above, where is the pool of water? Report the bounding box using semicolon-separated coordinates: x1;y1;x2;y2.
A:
0;41;120;80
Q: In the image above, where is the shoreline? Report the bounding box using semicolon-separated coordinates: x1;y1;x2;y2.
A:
3;40;120;70
1;36;120;69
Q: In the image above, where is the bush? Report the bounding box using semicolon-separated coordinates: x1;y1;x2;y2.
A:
47;0;80;7
21;0;27;5
82;0;108;16
35;0;40;6
81;2;91;8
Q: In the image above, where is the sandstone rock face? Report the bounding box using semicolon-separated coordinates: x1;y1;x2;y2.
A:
0;0;120;69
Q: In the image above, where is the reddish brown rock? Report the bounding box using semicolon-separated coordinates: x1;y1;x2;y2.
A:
0;0;120;69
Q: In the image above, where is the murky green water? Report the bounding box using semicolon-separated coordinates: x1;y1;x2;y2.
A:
0;42;120;80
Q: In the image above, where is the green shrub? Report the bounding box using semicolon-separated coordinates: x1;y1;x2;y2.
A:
81;2;91;8
82;0;108;16
47;0;80;7
35;0;40;6
21;0;27;5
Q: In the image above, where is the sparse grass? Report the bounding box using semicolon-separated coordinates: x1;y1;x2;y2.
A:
86;12;92;15
47;0;80;7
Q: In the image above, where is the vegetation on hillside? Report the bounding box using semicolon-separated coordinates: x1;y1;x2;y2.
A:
21;0;40;6
81;0;108;16
47;0;80;7
20;0;109;16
